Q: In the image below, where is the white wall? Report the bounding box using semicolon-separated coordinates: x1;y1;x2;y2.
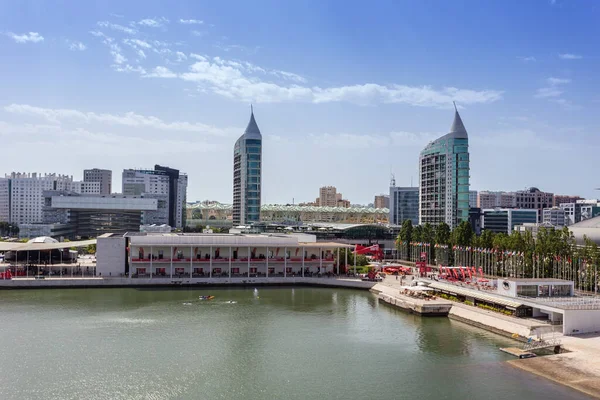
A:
563;309;600;335
97;236;126;276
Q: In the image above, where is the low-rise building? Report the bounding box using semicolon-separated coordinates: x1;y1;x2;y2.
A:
543;207;567;227
482;208;538;234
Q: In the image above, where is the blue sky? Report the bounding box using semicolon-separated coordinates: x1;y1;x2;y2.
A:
1;0;598;204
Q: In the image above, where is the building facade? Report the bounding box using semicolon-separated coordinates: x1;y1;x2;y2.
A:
560;200;600;225
389;187;419;226
543;207;567;227
233;109;262;225
477;191;516;209
84;168;112;194
122;165;187;229
419;108;470;228
481;208;538;234
553;195;583;207
469;190;478;209
0;172;76;226
374;194;390;209
515;188;554;223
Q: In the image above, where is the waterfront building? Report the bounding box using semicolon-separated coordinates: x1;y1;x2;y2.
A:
83;168;112;194
469;190;478;209
389;187;419;226
233;109;262;226
553;194;583;207
477;191;516;209
122;165;187;229
419;106;470;228
515;187;554;223
374;195;390;209
481;208;538;234
96;232;352;278
543;207;567;227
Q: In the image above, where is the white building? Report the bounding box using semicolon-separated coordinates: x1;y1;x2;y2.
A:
469;190;478;209
83;168;112;194
0;172;76;226
122;166;187;229
70;181;102;194
543;207;567;227
477;191;517;209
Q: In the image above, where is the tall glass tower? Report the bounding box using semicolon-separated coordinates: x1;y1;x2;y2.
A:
233;108;262;225
419;105;470;229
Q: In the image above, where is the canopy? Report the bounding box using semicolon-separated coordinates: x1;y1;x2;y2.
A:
0;239;96;252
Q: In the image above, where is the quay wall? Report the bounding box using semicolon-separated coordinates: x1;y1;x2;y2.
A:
0;277;376;290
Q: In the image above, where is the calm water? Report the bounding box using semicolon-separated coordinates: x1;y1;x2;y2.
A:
0;287;591;400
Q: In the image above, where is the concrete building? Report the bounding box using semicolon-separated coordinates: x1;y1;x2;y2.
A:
374;194;390;209
482;208;538;234
71;181;102;194
38;191;162;239
560;200;600;226
389;187;419;226
553;194;583;207
315;186;350;208
516;187;554;223
477;191;517;209
96;232;352;278
543;207;567;227
233;109;262;225
0;172;78;226
83;168;112;194
122;165;187;229
419;107;470;229
469;190;478;209
469;207;482;235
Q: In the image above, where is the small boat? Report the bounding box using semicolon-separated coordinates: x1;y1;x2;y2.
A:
182;302;193;306
199;295;215;300
225;300;237;304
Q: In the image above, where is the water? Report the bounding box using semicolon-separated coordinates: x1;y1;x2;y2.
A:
0;287;592;400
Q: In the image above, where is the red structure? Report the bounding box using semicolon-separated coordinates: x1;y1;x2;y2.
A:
354;244;383;260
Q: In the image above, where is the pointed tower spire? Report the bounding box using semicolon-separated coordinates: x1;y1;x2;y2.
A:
449;102;468;138
243;105;262;139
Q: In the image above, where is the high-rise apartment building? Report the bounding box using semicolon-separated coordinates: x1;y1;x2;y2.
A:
315;186;350;208
122;165;187;228
0;172;78;225
389;187;419;226
419;107;470;229
374;194;390;209
84;168;112;194
553;195;583;207
233;109;262;225
515;187;554;223
477;191;517;209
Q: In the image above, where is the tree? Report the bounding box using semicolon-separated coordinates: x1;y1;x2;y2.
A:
451;221;473;247
86;244;96;254
434;223;451;245
478;229;495;249
397;219;413;260
412;225;423;243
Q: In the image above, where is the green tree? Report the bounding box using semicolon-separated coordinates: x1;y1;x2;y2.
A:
396;219;413;260
412;225;423;243
451;221;473;247
434;223;451;245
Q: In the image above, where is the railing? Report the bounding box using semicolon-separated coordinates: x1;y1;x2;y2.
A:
131;257;336;263
522;337;561;351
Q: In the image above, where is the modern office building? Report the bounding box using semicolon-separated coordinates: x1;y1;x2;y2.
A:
122;165;187;229
389;187;419;226
469;190;478;209
83;168;112;194
233;108;262;225
374;194;390;209
38;191;162;239
419;106;470;228
477;191;516;209
560;200;600;226
543;207;567;227
481;208;538;234
553;195;583;207
469;207;482;235
515;187;554;223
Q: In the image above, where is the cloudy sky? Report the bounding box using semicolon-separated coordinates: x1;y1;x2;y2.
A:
1;0;598;204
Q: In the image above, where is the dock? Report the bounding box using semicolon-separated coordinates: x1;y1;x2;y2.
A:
500;347;537;359
377;290;453;316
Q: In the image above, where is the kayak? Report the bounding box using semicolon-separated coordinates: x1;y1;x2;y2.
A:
199;295;215;300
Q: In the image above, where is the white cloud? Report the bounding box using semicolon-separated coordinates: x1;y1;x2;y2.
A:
133;17;169;28
67;40;87;51
124;38;152;49
151;57;502;106
534;87;562;98
179;19;203;25
6;31;44;43
112;64;147;74
519;56;536;62
559;53;582;60
191;30;206;37
175;51;187;62
136;49;146;59
4;104;234;137
97;21;137;35
547;77;570;85
145;66;177;78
